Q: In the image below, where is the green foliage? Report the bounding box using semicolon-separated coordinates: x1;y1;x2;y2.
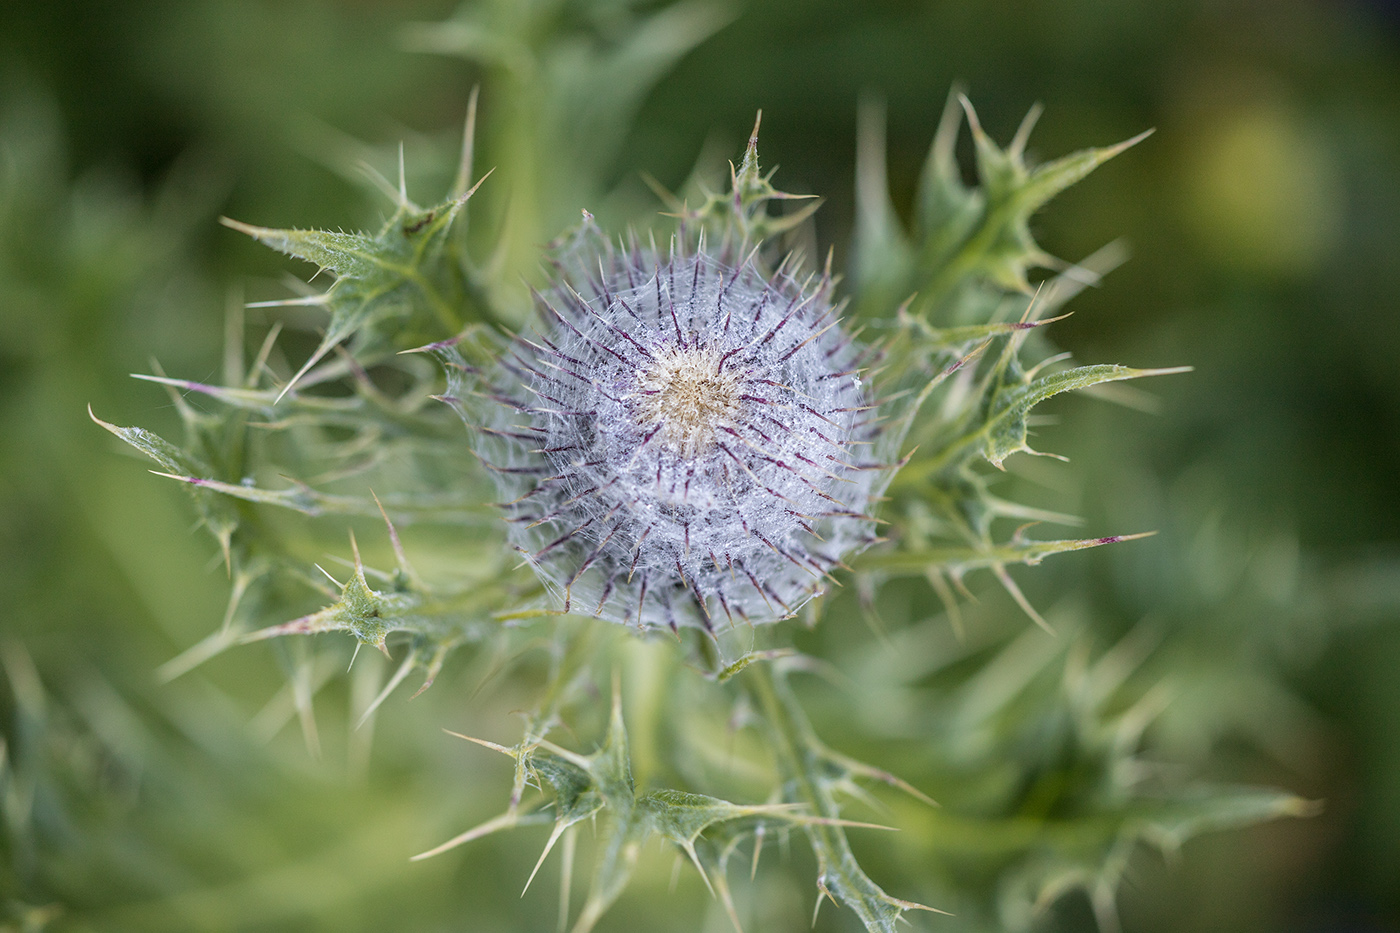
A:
401;0;732;295
12;1;1394;931
413;680;859;933
83;63;1310;930
831;613;1315;931
220;182;485;389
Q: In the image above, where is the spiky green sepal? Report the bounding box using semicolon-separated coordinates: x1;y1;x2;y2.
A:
843;93;1186;633
221;167;496;398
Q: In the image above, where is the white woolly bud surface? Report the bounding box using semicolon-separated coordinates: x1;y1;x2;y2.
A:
460;245;885;632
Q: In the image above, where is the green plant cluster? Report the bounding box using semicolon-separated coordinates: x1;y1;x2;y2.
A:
82;10;1305;931
6;1;1397;932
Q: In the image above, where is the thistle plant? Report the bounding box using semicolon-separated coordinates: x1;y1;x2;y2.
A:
86;9;1311;927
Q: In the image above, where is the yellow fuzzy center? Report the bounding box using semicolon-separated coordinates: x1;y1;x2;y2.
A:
632;345;745;454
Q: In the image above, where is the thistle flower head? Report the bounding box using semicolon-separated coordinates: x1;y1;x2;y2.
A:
451;228;885;632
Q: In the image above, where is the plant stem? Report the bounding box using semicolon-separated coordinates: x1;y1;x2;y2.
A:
740;662;905;933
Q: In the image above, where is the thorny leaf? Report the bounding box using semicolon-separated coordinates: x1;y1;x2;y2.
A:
221;175;491;397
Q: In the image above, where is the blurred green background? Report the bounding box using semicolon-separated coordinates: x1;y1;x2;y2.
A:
2;0;1398;930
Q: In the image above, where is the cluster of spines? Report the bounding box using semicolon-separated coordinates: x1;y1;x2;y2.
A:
436;228;892;635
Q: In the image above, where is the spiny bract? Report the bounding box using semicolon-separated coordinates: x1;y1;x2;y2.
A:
442;224;887;632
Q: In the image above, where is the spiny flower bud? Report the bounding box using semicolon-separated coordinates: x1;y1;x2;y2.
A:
450;228;887;633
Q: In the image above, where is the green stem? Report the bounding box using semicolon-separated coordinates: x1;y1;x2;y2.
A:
740;662;906;933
